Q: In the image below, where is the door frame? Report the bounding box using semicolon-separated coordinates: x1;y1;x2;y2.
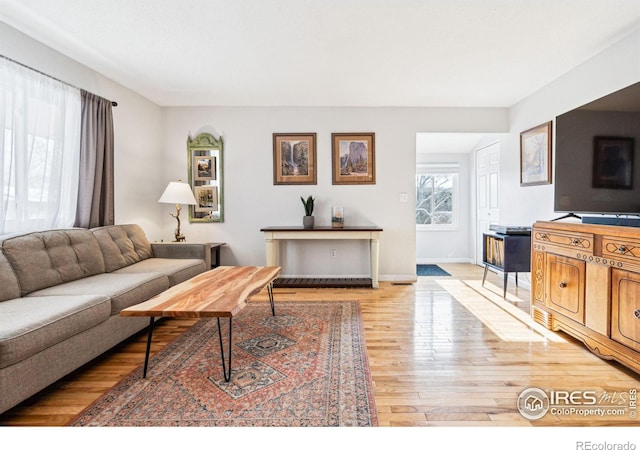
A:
474;140;501;265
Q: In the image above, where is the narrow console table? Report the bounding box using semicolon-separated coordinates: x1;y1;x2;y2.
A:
260;226;383;288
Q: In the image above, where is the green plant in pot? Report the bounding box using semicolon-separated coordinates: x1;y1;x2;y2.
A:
301;195;315;228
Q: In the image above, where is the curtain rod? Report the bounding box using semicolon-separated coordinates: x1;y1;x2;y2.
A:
1;54;118;107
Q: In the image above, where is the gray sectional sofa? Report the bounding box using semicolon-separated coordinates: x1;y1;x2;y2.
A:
0;224;208;414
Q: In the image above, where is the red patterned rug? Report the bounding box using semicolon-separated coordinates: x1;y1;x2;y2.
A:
69;301;377;426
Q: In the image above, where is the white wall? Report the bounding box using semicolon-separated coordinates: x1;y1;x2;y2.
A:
6;17;640;280
161;107;508;280
0;22;165;239
0;21;510;281
504;28;640;227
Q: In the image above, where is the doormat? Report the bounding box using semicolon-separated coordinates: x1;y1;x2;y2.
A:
69;301;377;427
416;264;451;276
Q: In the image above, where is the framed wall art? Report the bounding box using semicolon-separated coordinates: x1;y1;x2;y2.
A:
187;132;223;222
331;132;376;185
520;121;552;186
194;185;218;212
193;155;216;181
592;136;634;189
273;133;317;185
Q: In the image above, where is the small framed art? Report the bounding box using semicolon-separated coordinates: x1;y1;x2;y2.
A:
273;133;317;185
331;132;376;185
194;185;218;212
520;121;552;186
193;155;216;181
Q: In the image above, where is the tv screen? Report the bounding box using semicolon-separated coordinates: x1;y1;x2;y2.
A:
554;81;640;216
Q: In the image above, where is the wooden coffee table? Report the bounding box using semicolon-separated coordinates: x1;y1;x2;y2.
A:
120;265;281;381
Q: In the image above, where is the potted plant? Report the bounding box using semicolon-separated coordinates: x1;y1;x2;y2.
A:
301;195;315;228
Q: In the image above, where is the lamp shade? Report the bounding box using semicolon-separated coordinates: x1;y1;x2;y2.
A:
158;181;197;205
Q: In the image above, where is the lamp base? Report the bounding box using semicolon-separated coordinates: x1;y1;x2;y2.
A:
171;204;186;242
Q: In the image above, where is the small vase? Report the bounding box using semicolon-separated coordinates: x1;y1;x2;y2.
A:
303;216;314;228
331;207;344;228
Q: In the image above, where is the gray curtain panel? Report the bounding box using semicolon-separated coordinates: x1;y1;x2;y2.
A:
75;90;115;228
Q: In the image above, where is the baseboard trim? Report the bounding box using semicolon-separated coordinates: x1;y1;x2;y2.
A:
380;274;418;283
416;257;474;264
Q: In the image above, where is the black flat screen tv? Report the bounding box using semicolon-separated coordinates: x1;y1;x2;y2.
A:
554;81;640;217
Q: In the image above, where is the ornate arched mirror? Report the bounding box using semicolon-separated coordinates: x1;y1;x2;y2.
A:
187;132;224;223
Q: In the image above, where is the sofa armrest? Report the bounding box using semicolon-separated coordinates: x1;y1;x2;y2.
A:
151;243;211;269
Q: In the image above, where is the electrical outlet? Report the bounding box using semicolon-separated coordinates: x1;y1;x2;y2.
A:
330;249;337;258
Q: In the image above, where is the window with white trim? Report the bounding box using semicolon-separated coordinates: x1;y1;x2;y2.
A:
0;57;81;236
416;164;458;230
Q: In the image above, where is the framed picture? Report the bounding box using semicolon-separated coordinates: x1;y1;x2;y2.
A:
193;155;216;181
187;132;223;222
273;133;317;185
520;121;552;186
194;185;218;212
331;132;376;185
592;136;634;189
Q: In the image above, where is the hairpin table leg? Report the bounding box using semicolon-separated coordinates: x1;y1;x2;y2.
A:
143;317;155;378
217;317;232;382
268;282;275;316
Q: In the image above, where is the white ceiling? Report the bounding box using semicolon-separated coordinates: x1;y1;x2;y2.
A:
2;0;640;108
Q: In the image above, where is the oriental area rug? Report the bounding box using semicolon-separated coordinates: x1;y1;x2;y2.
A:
69;301;377;427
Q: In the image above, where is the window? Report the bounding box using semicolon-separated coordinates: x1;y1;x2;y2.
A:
416;164;458;229
0;57;81;236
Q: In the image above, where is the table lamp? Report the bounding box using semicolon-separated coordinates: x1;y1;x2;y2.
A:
158;180;197;242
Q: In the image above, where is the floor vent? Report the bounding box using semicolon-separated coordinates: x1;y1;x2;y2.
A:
532;306;553;329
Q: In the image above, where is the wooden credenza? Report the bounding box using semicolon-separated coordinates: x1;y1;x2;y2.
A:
531;220;640;374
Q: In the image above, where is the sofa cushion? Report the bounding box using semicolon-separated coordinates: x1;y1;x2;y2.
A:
0;294;111;369
0;251;20;303
27;272;170;315
91;224;153;272
114;258;206;286
1;229;106;296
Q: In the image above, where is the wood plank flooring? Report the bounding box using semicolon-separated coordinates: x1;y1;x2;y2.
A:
2;263;639;429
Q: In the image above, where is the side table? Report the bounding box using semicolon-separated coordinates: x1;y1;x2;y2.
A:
482;232;530;297
151;242;226;269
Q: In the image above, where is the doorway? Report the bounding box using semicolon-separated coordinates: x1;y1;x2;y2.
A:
475;141;500;265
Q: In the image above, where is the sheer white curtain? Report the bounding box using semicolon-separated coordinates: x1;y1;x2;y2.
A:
0;57;81;236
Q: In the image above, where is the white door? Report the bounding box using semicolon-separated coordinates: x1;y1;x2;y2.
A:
475;142;500;265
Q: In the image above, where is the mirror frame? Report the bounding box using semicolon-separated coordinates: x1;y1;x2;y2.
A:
187;132;224;223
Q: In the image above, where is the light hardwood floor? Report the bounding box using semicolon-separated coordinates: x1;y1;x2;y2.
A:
1;263;639;427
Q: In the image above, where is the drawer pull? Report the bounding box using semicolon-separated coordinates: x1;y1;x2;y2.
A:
634;309;640;319
618;245;628;254
571;239;580;246
559;282;567;289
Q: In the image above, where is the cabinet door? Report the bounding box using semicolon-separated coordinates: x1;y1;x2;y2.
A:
546;254;585;324
611;269;640;352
